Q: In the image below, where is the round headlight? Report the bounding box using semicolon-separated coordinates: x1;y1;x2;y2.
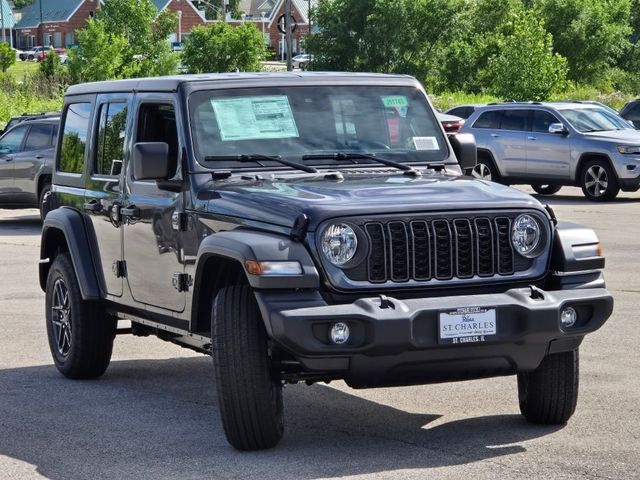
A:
511;214;541;256
321;223;358;266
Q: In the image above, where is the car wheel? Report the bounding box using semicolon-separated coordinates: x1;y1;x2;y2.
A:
531;184;562;195
46;253;116;379
212;283;284;450
471;158;499;182
517;349;579;424
580;159;619;201
39;183;52;220
299;62;306;70
28;55;34;61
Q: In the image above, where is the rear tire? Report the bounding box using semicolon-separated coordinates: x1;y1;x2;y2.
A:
212;284;284;451
45;253;116;379
518;349;579;424
580;159;619;201
531;184;562;195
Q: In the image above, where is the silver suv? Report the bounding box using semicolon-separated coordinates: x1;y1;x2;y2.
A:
460;102;640;201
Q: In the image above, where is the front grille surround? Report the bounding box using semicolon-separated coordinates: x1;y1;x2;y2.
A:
315;210;551;291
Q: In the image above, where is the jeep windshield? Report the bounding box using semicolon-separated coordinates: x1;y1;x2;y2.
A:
189;85;449;170
559;107;634;133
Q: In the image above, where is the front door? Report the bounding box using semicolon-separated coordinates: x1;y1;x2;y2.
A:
122;94;185;312
0;125;29;196
526;110;572;180
84;95;130;297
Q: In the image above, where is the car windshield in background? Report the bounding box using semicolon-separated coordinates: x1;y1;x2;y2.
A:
560;107;633;133
189;86;449;169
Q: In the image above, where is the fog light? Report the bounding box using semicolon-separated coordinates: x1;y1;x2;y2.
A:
561;307;577;328
329;322;350;344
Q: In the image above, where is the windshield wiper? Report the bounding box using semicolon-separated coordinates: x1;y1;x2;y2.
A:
302;152;424;176
204;154;318;173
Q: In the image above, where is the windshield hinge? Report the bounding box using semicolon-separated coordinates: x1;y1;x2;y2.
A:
544;204;558;226
211;170;232;180
172;273;193;292
290;213;310;242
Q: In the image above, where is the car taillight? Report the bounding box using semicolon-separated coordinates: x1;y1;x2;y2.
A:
442;119;465;133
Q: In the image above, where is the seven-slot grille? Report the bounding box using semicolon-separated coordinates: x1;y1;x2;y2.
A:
364;216;515;283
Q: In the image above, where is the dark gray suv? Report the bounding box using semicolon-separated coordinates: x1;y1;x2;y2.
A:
0;117;59;218
460;102;640;201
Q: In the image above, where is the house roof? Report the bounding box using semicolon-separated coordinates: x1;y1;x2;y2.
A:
151;0;170;10
0;0;17;28
239;0;317;23
15;0;84;29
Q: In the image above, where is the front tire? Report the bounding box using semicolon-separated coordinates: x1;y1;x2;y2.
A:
45;253;116;379
39;182;52;220
531;184;562;195
472;157;500;182
580;159;619;201
212;284;284;450
517;349;579;424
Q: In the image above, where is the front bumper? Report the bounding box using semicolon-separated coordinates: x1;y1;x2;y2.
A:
256;287;613;387
612;153;640;191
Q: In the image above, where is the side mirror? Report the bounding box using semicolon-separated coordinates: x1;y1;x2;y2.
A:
132;142;170;181
548;123;568;135
449;133;477;172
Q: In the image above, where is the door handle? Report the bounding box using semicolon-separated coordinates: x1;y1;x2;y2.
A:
527;136;537;141
83;200;102;212
35;155;44;159
490;133;500;138
120;205;140;218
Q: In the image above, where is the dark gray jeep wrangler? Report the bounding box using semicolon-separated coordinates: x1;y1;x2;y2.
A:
39;73;613;451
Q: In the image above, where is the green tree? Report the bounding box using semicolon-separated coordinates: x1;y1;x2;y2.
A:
484;10;568;101
68;0;178;83
535;0;632;83
182;23;266;73
12;0;33;8
0;42;16;73
306;0;464;81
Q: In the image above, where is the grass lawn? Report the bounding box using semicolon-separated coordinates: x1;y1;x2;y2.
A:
7;61;39;78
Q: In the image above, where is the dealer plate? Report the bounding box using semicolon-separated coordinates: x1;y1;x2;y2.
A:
439;307;496;344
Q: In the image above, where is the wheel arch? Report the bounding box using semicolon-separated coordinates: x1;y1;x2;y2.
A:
575;153;617;183
39;207;102;300
189;230;320;335
476;148;503;177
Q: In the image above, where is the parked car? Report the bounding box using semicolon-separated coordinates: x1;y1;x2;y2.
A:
1;112;60;136
19;46;53;61
36;48;66;62
620;99;640;129
460;101;640;201
445;104;483;119
0;117;59;219
39;72;612;451
292;53;313;69
437;111;465;133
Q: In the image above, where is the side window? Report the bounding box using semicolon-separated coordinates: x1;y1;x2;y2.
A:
136;103;178;178
626;103;640;121
0;125;29;153
59;103;92;174
95;102;127;177
472;110;502;129
532;110;560;133
500;110;528;131
24;124;53;151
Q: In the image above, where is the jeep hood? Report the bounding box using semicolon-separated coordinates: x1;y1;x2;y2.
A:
204;171;545;230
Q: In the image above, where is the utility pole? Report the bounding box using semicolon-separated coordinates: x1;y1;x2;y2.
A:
285;0;293;71
221;0;225;23
39;0;44;46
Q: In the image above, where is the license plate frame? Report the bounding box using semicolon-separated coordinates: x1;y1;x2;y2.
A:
438;307;497;345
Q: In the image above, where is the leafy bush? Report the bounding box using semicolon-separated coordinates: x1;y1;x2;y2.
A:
0;42;16;73
182;23;266;73
39;51;61;78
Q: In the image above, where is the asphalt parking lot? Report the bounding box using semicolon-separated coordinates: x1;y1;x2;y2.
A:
0;185;639;480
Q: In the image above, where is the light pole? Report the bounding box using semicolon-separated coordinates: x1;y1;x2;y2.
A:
285;0;293;71
39;0;45;46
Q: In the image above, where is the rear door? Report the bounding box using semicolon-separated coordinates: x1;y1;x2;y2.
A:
84;95;130;298
526;109;572;179
122;93;185;312
14;123;56;195
496;109;529;176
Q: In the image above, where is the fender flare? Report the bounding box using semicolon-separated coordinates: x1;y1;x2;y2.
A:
550;221;605;273
39;207;103;299
195;230;320;290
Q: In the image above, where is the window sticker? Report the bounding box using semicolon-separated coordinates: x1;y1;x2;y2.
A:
382;95;409;109
211;95;299;141
413;136;439;150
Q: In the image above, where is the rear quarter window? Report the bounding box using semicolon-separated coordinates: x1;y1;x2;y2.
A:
472;110;502;129
58;103;92;174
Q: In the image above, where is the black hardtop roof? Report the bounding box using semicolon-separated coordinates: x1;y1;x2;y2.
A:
65;72;420;96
